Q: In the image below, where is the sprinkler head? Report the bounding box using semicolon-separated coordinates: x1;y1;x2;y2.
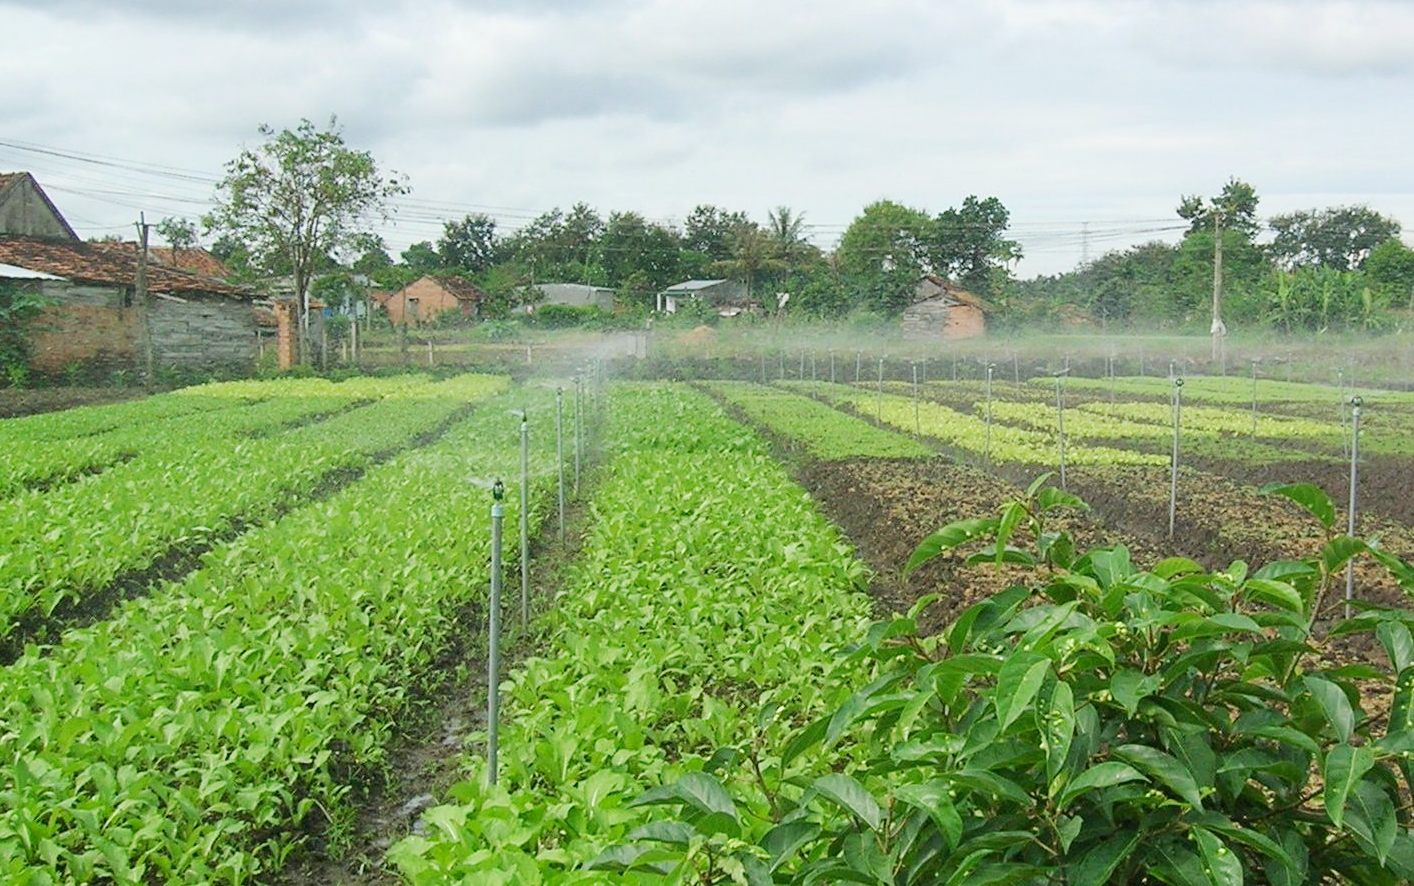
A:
1175;377;1185;387
492;478;505;501
1351;395;1363;408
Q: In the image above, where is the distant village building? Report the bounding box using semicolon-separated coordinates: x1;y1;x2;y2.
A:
385;275;485;326
146;246;233;280
657;279;755;316
522;282;616;314
900;275;990;341
0;172;78;240
0;172;260;376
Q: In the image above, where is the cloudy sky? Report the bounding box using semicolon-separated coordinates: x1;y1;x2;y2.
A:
3;0;1412;276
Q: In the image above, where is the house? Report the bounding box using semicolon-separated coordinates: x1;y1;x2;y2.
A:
0;172;79;240
522;283;615;314
385;275;485;326
0;236;259;374
900;275;990;341
657;279;754;316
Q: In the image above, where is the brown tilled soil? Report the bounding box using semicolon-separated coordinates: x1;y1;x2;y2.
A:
0;386;147;418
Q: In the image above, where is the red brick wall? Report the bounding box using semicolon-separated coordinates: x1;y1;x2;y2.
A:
943;304;985;339
29;295;139;374
387;278;462;326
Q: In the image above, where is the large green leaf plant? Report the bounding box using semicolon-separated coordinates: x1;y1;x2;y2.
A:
612;477;1414;883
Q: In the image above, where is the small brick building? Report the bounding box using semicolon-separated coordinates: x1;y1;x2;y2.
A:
385;275;485;326
901;275;989;341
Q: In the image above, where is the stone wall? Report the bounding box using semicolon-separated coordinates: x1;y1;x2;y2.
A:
901;298;986;341
149;295;255;368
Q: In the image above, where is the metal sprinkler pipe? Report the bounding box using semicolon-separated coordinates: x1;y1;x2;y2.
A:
1346;396;1363;619
519;412;530;628
1169;378;1183;538
487;478;505;786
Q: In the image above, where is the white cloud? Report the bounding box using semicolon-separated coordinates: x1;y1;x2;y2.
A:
1;0;1411;274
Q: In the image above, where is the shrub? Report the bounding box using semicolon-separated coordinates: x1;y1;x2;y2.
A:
607;478;1414;883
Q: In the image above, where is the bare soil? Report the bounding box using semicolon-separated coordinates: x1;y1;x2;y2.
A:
0;386;147;418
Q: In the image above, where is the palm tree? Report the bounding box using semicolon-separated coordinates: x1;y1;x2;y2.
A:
712;223;786;301
767;206;810;265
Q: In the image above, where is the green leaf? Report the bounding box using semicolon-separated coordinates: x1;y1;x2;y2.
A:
1260;482;1335;529
994;501;1027;566
631;772;737;822
1323;743;1376;829
1111;669;1161;717
1113;743;1204;809
904;518;997;576
1304;676;1356;743
1040;680;1075;787
1390;669;1414;736
760;820;819;871
1035;485;1088;514
994;651;1050;732
1068;830;1138;885
781;714;829;767
1242;578;1304;615
627;821;696;846
1378;623;1414;673
1193;826;1244;886
1344;779;1398;865
1059;761;1146;808
810;773;882;831
894;781;962;851
1322;536;1367;576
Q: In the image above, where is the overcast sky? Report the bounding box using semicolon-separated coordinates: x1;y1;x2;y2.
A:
3;0;1412;276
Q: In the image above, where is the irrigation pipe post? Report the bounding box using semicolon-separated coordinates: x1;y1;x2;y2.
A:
911;361;920;436
876;356;885;419
1169;378;1183;539
984;363;994;468
778;349;784;380
1338;368;1349;459
487;478;505;786
573;375;582;494
555;387;565;544
799;350;805;379
856;351;862;383
1054;370;1069;490
759;351;766;383
519;412;530;629
1250;358;1259;436
1012;352;1020;384
1346;396;1363;619
810;351;817;381
830;350;836;383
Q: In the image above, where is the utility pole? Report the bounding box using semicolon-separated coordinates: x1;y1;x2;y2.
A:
1211;211;1226;372
134;214;154;386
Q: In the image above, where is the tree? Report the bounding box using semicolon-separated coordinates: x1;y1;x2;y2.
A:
399;241;442;275
1177;177;1260;238
712;223;786;301
438;213;500;273
599;212;681;295
682;205;749;261
835;200;933;313
929;195;1021;296
766;206;813;265
1366;238;1414;309
155;217;198;265
1269;206;1401;271
350;233;393;276
205;117;408;351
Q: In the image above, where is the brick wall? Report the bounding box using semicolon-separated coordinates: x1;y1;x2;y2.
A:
26;280;256;374
387;277;460;326
901;298;986;341
28;282;138;373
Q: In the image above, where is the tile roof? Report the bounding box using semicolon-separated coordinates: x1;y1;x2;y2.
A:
147;246;232;280
401;275;485;301
0;236;252;298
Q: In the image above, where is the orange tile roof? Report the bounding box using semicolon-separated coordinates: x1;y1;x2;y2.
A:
0;236;252;298
147;246;231;279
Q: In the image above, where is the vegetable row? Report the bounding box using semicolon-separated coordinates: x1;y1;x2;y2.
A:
0;384;559;882
704;380;933;459
0;374;508;643
390;383;876;881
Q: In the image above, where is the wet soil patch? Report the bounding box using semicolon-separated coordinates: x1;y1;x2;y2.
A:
1187;454;1414;528
278;445;603;884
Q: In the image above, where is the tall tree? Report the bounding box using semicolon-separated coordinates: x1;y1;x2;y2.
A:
929;195;1021;296
835;200;932;312
1177;177;1260;238
399;241;442;275
712;223;786;301
438;213;500;273
1268;206;1401;271
205;117;408;344
682;205;750;261
1366;238;1414;309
